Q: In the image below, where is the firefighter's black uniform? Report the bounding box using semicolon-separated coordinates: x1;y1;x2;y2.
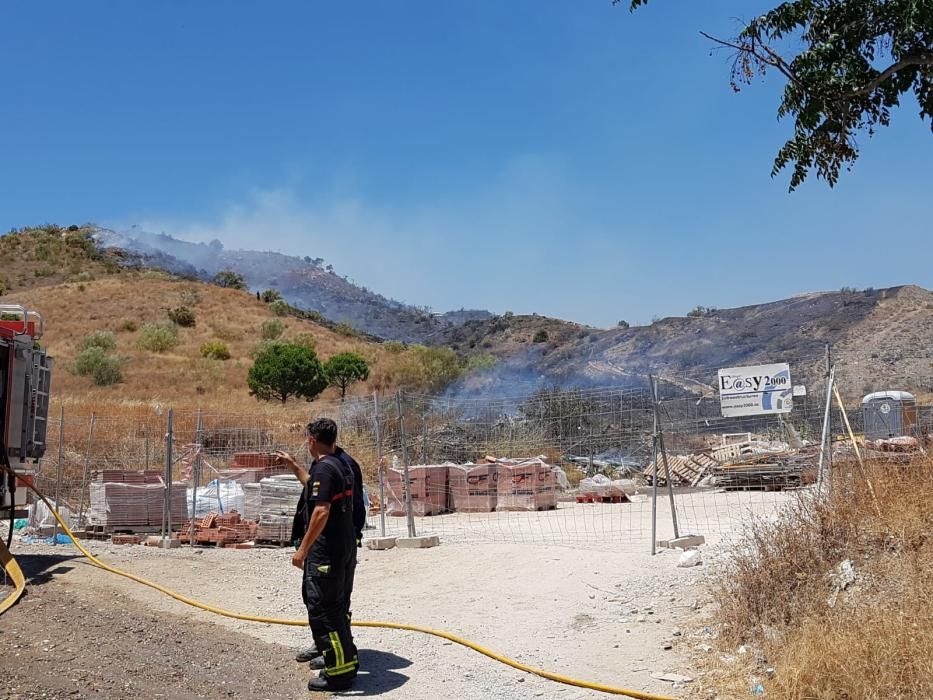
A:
300;453;359;686
334;446;365;621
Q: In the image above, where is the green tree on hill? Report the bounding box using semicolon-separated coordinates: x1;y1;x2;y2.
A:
247;342;327;403
323;352;370;398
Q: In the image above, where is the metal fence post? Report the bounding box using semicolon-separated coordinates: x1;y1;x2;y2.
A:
817;366;836;495
396;391;416;538
189;409;203;545
652;375;681;541
374;392;387;537
52;406;64;545
162;408;174;546
76;413;96;528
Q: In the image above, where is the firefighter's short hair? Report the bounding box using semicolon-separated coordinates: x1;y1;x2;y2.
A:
306;418;337;446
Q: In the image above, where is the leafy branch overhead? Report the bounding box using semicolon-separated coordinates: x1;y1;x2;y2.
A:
624;0;933;189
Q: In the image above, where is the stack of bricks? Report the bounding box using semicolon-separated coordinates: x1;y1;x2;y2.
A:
111;534;142;545
87;470;187;529
185;510;258;546
216;452;292;484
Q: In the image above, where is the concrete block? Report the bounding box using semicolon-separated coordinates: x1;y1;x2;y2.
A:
366;536;397;551
657;535;705;550
396;535;440;549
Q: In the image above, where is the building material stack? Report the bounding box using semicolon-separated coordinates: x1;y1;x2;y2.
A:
448;463;499;512
496;457;558;511
187;511;257;546
87;470;186;531
216;452;292;484
386;464;450;516
256;475;303;544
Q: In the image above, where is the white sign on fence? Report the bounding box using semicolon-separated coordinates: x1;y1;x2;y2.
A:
718;363;793;417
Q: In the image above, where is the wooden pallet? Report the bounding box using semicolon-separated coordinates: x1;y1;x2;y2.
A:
575;494;631;504
255;539;291;548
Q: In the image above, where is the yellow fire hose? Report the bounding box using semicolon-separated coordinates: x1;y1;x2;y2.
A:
1;469;676;700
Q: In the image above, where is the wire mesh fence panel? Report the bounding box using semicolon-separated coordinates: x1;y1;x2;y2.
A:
21;346;933;550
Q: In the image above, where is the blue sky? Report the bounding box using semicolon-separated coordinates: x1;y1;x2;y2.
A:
2;1;931;327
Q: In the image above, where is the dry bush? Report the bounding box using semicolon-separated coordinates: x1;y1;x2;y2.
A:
709;456;933;699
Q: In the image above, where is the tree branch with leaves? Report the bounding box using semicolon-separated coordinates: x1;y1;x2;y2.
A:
624;0;933;189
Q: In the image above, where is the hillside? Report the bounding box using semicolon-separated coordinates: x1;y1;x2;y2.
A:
92;227;491;342
4;225;932;406
441;286;933;397
0;226;474;412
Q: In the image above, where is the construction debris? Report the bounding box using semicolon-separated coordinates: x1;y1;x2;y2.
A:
643;454;721;487
185;511;257;546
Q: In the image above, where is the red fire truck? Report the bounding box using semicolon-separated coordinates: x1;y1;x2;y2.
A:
1;305;52;532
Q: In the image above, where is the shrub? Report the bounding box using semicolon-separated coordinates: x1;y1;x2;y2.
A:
80;330;116;352
464;354;498;372
687;305;716;318
179;287;201;307
261;289;282;303
335;321;358;337
212;269;247;290
73;346;125;386
0;277;8;295
168;306;196;327
291;333;317;352
617;320;630;329
269;300;289;317
116;319;138;333
137;323;178;352
533;330;549;343
200;341;231;361
260;318;286;340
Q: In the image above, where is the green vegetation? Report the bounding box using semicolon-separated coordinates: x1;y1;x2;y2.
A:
80;330;116;352
73;346;125;386
260;289;282;303
212;269;247;290
617;320;630;329
137;323;179;353
533;330;549;343
323;352;370;398
247;342;327;403
260;318;286;340
168;305;196;327
269;300;289;317
200;340;231;361
627;0;933;189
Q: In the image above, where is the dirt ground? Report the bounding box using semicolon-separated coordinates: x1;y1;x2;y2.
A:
0;551;310;699
1;492;790;699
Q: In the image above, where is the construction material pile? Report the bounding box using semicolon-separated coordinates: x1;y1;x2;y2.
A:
186;511;257;546
216;452;292;484
383;456;563;516
87;470;186;530
644;438;812;491
256;475;303;543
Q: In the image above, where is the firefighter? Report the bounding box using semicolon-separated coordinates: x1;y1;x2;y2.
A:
275;419;359;692
281;441;366;665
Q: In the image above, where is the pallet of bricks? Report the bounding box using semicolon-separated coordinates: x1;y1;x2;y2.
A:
186;511;257;548
256;475;303;545
86;469;187;535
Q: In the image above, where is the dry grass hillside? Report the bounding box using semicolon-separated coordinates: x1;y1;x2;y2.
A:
3;274;389;412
